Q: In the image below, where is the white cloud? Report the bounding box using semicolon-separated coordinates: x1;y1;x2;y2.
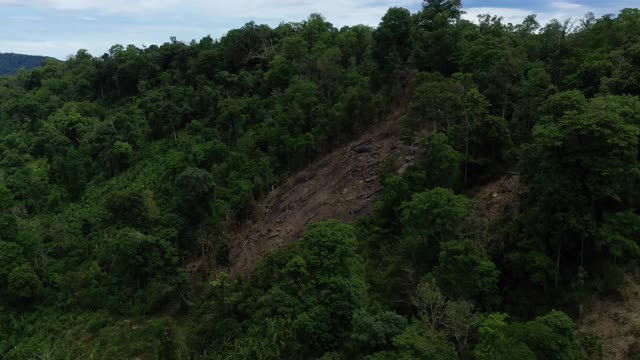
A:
0;21;227;59
0;0;423;58
0;0;418;24
0;39;86;55
0;0;183;13
462;3;598;26
0;1;630;59
551;1;584;10
462;7;534;25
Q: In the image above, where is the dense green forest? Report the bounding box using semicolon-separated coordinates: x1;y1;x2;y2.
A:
1;1;640;358
0;53;51;76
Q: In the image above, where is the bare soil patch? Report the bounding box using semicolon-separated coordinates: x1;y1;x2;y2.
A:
229;115;413;277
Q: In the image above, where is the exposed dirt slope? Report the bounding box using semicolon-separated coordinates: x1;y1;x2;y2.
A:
578;272;640;359
470;174;522;223
229;114;414;277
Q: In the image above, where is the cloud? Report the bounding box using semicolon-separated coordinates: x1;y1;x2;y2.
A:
551;1;584;10
462;7;534;24
0;39;86;55
0;0;183;13
462;2;598;26
0;0;422;59
0;0;417;22
0;1;631;59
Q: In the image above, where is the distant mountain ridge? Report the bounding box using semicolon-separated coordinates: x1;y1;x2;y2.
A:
0;52;50;76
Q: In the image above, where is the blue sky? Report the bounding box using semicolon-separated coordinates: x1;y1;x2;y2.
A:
0;0;635;59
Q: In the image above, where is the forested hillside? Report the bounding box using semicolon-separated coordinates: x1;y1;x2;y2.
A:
0;53;50;76
1;1;640;358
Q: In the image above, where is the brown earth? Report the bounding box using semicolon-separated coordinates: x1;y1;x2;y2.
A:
229;113;416;277
578;271;640;359
227;124;525;277
223;110;639;359
470;174;522;224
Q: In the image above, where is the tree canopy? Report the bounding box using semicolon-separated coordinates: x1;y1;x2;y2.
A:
0;4;639;359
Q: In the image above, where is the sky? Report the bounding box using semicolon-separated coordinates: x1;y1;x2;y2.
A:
0;0;635;59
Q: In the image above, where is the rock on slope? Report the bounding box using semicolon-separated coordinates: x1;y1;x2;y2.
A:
229;114;414;277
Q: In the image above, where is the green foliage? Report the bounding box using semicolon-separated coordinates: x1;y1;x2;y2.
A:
231;221;367;357
98;228;181;292
406;77;496;182
473;115;513;163
400;188;470;273
475;310;581;360
175;167;215;221
104;190;150;227
288;221;367;350
412;0;463;74
374;7;413;75
596;210;640;262
404;133;463;191
0;183;15;210
407;78;464;132
350;310;408;351
1;313;181;360
390;322;457;360
539;90;587;121
0;241;24;279
519;94;640;291
7;264;41;302
0;214;17;241
434;240;500;305
513;310;582;360
401;188;470;243
377;175;412;221
474;313;536;360
108;141;134;176
1;4;639;358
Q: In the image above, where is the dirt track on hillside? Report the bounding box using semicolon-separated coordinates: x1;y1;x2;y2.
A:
229;113;414;277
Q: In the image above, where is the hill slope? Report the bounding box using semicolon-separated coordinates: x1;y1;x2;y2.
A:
0;53;49;76
1;5;640;359
230;111;415;276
